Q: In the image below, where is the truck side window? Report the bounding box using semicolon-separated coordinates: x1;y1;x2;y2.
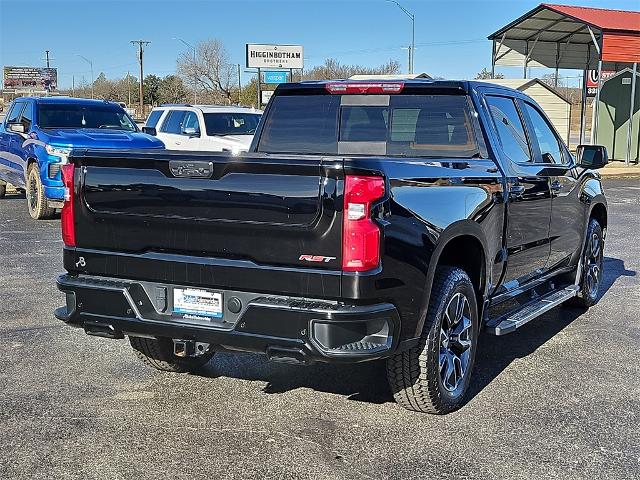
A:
5;102;24;125
160;110;186;134
20;102;34;131
485;96;531;164
523;103;565;164
145;110;164;129
181;111;200;135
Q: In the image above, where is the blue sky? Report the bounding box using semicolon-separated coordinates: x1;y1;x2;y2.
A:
1;0;638;88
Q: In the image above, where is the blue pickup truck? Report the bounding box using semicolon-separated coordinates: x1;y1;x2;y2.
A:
0;97;164;219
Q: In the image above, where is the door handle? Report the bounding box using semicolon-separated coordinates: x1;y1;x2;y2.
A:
175;141;182;146
509;184;526;199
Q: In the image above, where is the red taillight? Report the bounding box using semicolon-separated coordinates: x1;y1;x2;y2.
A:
61;164;76;247
342;175;385;272
325;82;404;95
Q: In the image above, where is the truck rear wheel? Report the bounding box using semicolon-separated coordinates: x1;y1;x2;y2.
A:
26;164;55;220
386;266;479;414
129;336;214;373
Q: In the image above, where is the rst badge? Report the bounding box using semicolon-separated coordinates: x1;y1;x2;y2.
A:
299;254;336;264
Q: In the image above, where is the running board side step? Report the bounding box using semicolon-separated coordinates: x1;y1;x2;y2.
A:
486;285;579;336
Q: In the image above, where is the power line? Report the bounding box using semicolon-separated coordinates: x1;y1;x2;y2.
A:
306;38;486;60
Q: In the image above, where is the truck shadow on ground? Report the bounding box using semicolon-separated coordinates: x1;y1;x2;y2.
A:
195;256;635;407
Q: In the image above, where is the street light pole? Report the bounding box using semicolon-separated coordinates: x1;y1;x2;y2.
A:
76;54;94;98
386;0;415;74
173;37;197;104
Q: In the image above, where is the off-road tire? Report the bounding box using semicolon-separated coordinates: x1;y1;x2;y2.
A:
565;218;604;308
386;266;479;414
129;336;214;373
0;182;6;198
26;164;55;220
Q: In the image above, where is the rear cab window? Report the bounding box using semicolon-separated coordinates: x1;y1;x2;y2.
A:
203;113;261;136
257;91;484;158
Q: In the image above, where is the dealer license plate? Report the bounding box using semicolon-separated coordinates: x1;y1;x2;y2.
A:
173;288;223;320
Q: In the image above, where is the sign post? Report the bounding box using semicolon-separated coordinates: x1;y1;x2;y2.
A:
627;63;638;166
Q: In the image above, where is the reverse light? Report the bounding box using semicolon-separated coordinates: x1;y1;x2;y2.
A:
325;82;404;95
342;175;385;272
60;164;76;247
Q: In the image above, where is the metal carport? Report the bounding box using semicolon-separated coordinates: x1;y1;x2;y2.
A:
488;4;640;164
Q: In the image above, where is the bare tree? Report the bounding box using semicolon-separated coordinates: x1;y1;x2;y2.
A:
303;58;401;81
177;39;234;104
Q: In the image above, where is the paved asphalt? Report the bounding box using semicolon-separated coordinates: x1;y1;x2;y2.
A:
0;179;638;480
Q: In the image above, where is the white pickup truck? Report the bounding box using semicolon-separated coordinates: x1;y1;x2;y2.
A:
143;104;262;153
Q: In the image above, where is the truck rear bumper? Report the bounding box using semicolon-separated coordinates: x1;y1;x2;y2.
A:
55;274;403;364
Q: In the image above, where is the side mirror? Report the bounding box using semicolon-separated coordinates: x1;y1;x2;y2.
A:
142;126;157;136
183;127;200;137
576;144;608;169
8;123;25;134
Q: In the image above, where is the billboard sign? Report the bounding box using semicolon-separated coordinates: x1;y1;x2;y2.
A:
3;66;58;92
246;44;303;69
586;69;615;96
263;71;288;84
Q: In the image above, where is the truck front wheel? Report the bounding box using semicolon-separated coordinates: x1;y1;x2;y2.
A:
129;336;215;373
386;266;479;414
565;218;604;308
26;164;55;220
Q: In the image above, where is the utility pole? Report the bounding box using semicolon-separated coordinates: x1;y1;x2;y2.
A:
237;64;242;104
131;40;151;117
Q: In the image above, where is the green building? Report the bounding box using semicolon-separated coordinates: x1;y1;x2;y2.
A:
596;68;639;163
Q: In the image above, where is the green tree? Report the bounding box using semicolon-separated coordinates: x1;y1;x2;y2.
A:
475;68;504;80
144;74;163;105
158;75;188;104
239;77;259;108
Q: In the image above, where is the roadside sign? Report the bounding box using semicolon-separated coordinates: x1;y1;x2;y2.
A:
263;71;288;84
246;44;304;69
261;90;274;105
586;69;615;96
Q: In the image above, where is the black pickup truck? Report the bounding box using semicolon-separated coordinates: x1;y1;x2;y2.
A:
55;79;608;414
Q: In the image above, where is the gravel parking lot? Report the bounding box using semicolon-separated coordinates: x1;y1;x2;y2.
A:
0;179;638;480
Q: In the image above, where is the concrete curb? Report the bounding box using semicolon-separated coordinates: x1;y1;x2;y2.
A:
599;169;640;179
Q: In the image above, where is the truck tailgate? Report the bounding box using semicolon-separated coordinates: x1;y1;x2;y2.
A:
69;150;344;297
